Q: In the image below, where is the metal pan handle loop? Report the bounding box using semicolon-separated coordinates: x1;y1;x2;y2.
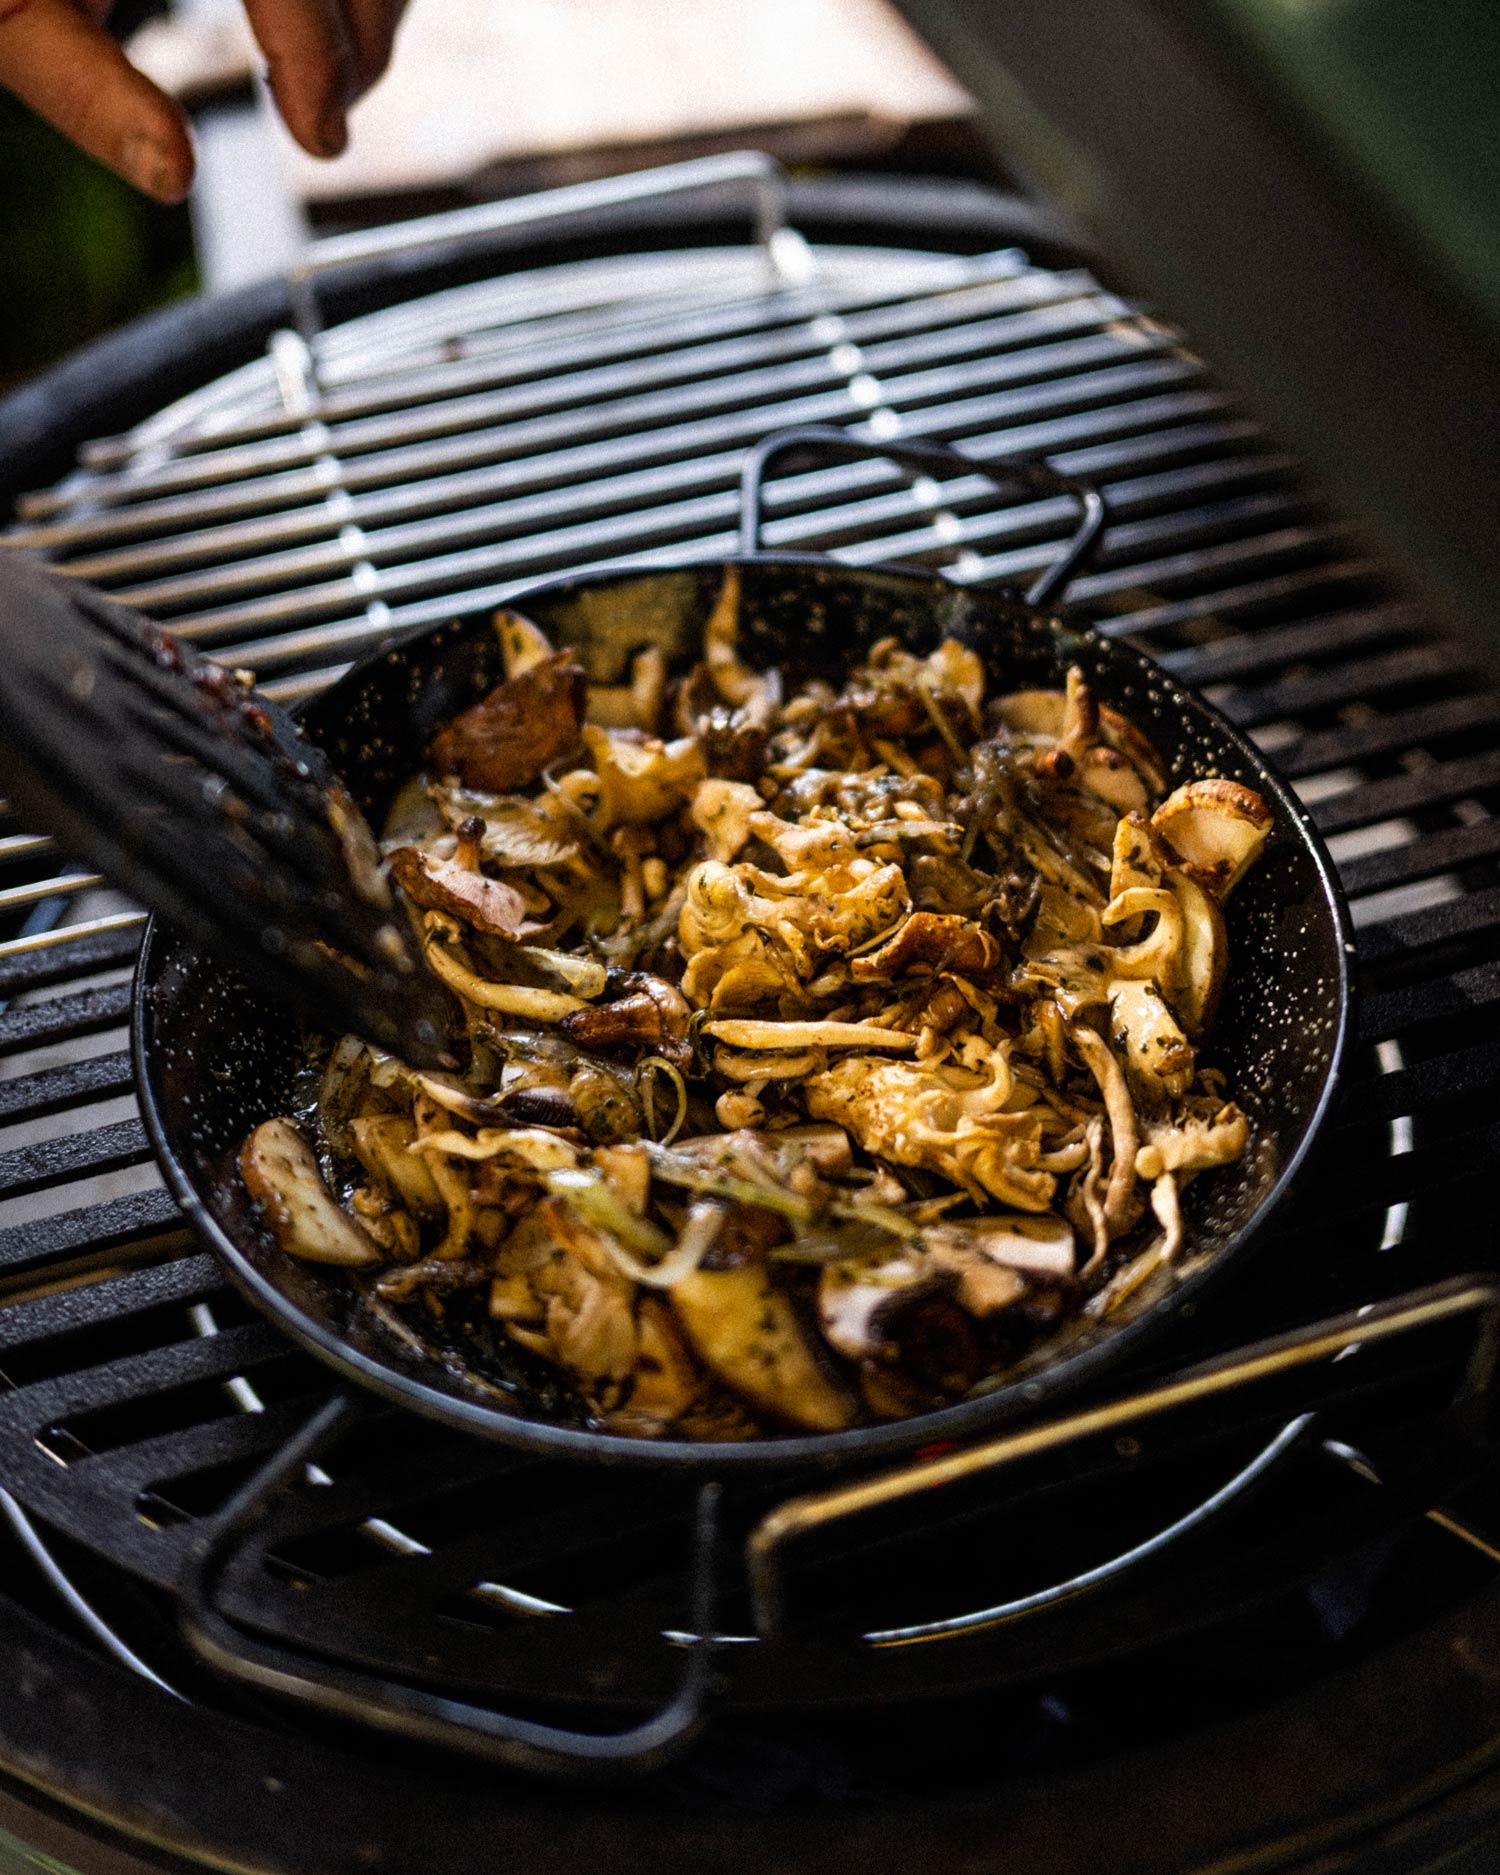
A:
178;1394;723;1778
739;423;1107;608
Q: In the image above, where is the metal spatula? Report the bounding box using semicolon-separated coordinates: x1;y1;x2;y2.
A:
0;549;454;1069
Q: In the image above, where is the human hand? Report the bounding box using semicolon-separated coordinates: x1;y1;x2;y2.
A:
0;0;407;201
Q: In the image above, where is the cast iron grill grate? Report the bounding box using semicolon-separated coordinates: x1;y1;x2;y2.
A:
1;163;1499;1745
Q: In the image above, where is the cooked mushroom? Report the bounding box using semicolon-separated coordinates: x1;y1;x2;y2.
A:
670;1264;856;1431
430;650;586;792
247;609;1268;1442
1135;1103;1250;1180
562;972;692;1067
350;1115;445;1216
582;724;706;827
389;845;537;939
848;911;1006;986
241;1119;382;1266
1152;779;1272;901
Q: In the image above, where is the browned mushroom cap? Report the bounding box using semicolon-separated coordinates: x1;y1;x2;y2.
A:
388;846;537;938
429;650;586;792
1151;780;1273;901
849;910;1006;986
561;971;692;1066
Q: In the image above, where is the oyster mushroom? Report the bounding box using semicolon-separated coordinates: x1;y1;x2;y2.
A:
1152;780;1273;901
350;1115;445;1217
691;778;764;863
1135;1103;1250;1180
849;910;1006;986
583;724;706;827
1070;1024;1140;1243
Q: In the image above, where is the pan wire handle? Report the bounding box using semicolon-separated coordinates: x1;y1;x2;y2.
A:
738;422;1107;608
178;1394;723;1779
746;1273;1500;1639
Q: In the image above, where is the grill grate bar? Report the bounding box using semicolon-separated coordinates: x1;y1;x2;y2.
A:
1357;883;1500;972
0;1190;185;1287
46;269;1106;498
1156;602;1421;687
1338;821;1500;899
1272;693;1500;779
0;1250;219;1354
0;833;58;865
1220;642;1474;732
218;452;1290;676
89;265;1096;461
0;873;106;916
0;1052;135;1125
36;312;1165;521
1359;960;1500;1045
0;922;142;995
1311;748;1500;837
0;1118;152;1202
0;985;131;1057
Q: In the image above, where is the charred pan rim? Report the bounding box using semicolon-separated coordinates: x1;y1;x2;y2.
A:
132;553;1353;1473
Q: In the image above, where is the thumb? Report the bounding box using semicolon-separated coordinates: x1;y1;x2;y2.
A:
0;0;193;201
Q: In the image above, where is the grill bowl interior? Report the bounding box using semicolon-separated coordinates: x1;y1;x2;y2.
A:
133;556;1351;1471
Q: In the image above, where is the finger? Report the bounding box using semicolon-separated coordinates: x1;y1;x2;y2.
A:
338;0;407;98
241;0;358;157
0;0;193;201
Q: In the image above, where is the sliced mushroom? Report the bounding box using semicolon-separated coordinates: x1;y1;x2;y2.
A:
1152;779;1273;901
389;846;536;938
1108;979;1194;1104
670;1264;856;1431
350;1115;444;1217
926;1241;1029;1317
429;651;586;793
241;1119;382;1266
1109;811;1171;901
604;1297;708;1436
1098;704;1170;796
818;1253;937;1361
585;644;668;732
1078;743;1149;815
849;911;1006;986
930;1212;1076;1279
992;688;1066;737
1169;870;1229;1037
496;606;555;679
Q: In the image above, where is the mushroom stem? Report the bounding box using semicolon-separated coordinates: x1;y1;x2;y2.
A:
1071;1023;1140;1246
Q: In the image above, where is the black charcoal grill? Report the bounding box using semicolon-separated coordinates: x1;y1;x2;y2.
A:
4;155;1500;1871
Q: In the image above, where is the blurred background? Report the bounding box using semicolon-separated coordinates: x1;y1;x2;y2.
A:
0;0;994;388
